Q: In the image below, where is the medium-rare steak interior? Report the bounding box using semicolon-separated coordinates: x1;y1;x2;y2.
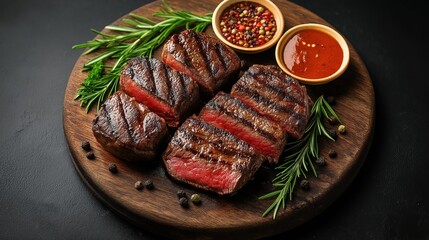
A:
230;64;312;139
161;64;313;194
91;29;313;195
161;29;241;97
120;56;200;127
92;91;168;162
199;91;287;164
163;116;263;195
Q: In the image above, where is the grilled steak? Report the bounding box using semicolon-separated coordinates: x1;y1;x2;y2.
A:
230;64;312;139
92;91;168;162
120;56;200;127
199;92;286;164
163;116;263;195
161;29;241;97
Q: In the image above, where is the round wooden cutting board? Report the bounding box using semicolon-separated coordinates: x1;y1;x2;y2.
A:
63;0;375;239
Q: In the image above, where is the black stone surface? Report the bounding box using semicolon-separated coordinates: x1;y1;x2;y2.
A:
1;0;428;239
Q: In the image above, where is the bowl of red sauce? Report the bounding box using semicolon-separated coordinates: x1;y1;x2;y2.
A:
275;23;350;85
212;0;284;54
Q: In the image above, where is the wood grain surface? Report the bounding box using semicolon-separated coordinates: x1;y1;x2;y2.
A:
63;0;375;239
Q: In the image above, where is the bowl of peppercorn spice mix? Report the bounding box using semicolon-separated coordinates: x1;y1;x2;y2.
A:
212;0;284;54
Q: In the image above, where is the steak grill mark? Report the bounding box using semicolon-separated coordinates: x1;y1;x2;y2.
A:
231;64;312;139
162;29;241;96
170;117;259;162
128;57;179;106
92;91;168;162
232;83;306;123
163;116;263;195
120;56;200;127
202;93;277;142
199;92;287;164
249;69;305;106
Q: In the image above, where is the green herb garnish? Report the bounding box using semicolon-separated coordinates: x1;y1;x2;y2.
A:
73;0;212;112
259;95;342;219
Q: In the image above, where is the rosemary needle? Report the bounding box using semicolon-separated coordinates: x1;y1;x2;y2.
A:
259;95;342;219
73;0;212;112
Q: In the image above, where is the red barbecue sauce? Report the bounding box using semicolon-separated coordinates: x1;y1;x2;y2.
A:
283;29;343;79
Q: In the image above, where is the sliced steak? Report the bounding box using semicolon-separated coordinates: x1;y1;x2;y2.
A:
230;64;312;139
163;116;263;195
161;29;241;97
120;56;200;127
92;91;168;162
199;92;286;164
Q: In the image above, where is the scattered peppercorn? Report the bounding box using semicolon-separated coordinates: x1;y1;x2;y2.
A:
326;95;336;105
177;190;187;199
328;129;337;140
134;181;144;190
338;124;346;134
179;197;189;208
300;179;310;190
328;150;337;158
86;151;95;160
144;179;154;190
190;194;201;205
81;141;91;151
108;163;118;173
315;156;326;166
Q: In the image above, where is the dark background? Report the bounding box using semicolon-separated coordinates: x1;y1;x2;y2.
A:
1;0;428;239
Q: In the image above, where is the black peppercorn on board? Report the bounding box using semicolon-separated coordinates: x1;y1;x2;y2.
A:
63;0;375;239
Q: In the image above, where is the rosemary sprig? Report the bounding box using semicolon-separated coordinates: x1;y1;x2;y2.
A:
73;0;212;112
259;95;342;219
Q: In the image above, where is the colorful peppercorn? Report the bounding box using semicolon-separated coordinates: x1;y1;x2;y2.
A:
177;190;187;199
144;179;154;190
81;141;91;151
220;2;277;48
190;194;201;205
108;163;118;173
86;151;95;160
179;197;189;208
134;181;144;190
338;124;346;134
328;150;337;158
300;179;310;190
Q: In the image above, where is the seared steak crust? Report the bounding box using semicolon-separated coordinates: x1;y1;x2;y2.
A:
92;91;168;162
161;29;241;97
120;56;200;127
230;64;312;139
163;116;263;195
199;92;287;164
